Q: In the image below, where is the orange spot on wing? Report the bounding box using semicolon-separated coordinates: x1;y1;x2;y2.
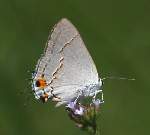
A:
36;78;47;88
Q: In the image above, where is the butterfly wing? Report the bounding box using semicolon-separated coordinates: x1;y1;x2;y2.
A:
34;18;99;105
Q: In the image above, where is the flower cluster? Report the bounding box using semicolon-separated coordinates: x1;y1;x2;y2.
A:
66;98;104;135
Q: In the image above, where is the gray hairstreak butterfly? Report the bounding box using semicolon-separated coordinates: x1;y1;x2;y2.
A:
32;18;103;107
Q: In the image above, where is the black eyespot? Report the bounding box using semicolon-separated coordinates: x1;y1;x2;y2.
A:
35;80;40;87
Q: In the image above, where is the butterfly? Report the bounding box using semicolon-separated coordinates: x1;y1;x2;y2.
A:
32;18;103;107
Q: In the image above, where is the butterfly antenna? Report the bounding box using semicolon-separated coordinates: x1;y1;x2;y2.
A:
102;76;135;81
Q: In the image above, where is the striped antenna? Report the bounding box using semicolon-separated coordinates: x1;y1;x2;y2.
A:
102;76;135;81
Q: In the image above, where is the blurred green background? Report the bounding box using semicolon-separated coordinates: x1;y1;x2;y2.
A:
0;0;150;135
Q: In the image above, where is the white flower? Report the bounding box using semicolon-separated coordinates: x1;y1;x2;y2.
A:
74;106;84;115
66;101;84;115
66;101;76;109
